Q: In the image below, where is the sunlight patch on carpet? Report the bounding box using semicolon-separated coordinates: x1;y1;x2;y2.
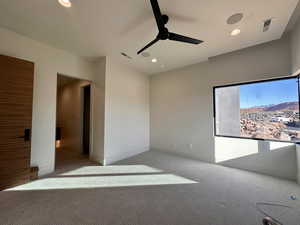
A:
6;174;197;191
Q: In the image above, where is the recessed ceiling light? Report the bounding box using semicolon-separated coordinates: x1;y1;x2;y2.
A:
231;29;241;36
152;58;157;63
58;0;72;8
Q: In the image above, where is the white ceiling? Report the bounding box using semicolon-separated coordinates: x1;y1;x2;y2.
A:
0;0;298;74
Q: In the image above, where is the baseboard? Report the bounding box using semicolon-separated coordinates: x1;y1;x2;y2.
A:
35;164;54;177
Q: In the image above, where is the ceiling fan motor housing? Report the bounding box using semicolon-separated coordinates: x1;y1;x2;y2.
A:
158;28;169;40
162;14;169;24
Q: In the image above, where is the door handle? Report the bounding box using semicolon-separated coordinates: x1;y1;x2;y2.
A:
17;128;31;141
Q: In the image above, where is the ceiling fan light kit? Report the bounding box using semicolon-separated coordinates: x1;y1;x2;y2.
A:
137;0;203;55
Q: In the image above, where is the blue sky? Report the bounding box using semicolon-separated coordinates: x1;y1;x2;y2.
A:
240;78;299;109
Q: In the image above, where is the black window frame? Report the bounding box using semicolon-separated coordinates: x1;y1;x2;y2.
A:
213;74;300;144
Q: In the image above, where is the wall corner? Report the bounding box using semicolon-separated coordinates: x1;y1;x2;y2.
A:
296;144;300;184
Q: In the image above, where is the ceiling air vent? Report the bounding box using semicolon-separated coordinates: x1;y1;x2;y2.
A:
263;19;272;32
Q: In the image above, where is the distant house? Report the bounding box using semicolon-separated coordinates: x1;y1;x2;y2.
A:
271;117;291;123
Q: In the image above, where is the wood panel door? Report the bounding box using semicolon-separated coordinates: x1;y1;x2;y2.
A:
0;55;34;191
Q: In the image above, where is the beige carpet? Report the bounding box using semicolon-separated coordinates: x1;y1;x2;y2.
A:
1;151;300;225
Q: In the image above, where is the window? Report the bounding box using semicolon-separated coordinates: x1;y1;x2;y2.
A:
213;75;300;143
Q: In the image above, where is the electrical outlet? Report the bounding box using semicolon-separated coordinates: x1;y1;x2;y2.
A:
189;144;193;149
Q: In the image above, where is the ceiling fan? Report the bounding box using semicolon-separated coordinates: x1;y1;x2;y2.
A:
137;0;203;55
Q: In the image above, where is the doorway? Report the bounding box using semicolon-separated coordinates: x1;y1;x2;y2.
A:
82;85;91;155
55;74;92;169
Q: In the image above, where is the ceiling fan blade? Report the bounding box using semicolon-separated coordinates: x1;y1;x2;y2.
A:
150;0;165;31
137;38;159;54
168;32;203;45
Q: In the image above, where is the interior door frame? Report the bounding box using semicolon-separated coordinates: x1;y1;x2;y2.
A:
55;73;94;163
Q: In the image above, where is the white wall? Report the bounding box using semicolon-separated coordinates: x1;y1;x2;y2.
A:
104;58;150;165
296;145;300;184
150;36;298;180
0;27;96;175
291;17;300;73
91;57;106;164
